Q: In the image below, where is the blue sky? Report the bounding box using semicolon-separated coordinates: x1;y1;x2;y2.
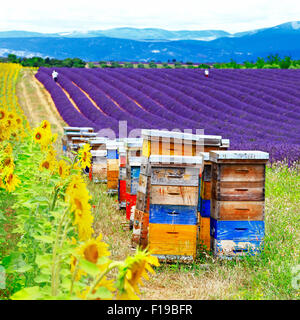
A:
1;0;300;33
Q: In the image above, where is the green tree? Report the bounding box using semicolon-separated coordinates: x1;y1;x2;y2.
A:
255;57;265;69
7;54;17;63
279;56;292;69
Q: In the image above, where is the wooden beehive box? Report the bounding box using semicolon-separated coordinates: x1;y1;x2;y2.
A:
209;150;269;258
91;150;107;182
147;155;202;261
210;151;269;203
141;130;223;157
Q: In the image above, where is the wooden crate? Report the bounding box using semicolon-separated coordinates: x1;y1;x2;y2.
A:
199;199;211;217
118;180;127;206
126;193;137;220
107;159;119;171
126;165;141;195
141;130;223;158
150;185;198;206
211;180;265;201
151;167;199;186
107;179;118;190
211;200;265;220
200;180;212;200
210;219;265;240
149;204;197;225
198;216;210;251
119;167;127;180
135;172;151;212
131;209;149;249
211;238;263;258
149;223;197;259
107;149;119;159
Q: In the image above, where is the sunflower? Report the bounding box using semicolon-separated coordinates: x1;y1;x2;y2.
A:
2;156;14;170
65;174;86;196
4;143;13;155
0;108;6;121
40;120;51;131
77;234;110;264
4;169;21;192
71;194;94;241
78;144;92;169
33;127;49;146
116;248;159;300
57;160;70;179
39;155;57;172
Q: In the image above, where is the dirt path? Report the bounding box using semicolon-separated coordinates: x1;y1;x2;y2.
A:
16;68;66;137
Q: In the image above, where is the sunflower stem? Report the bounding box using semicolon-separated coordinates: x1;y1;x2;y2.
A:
51;208;68;296
50;187;60;211
86;261;122;299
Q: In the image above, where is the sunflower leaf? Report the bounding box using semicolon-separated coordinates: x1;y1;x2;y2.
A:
90;286;113;300
79;258;100;277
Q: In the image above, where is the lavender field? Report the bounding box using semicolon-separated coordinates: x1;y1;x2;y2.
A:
36;67;300;164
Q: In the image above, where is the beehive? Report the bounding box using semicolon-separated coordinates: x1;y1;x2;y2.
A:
91;150;107;183
141;129;223;157
147;155;202;261
118;146;127;209
106;141;124;194
209;150;269;258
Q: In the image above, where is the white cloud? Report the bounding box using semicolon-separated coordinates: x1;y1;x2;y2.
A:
0;0;300;33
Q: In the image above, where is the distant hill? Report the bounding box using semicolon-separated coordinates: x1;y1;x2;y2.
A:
0;22;300;62
0;28;230;41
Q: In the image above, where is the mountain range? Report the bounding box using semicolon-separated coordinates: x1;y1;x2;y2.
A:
0;21;300;62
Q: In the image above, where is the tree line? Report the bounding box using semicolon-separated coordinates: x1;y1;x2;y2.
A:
1;53;299;69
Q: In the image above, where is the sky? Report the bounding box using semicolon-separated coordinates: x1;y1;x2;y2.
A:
1;0;300;34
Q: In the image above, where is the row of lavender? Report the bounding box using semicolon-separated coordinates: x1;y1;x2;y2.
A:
35;68;300;165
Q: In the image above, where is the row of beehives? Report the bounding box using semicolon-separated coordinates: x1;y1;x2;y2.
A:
131;130;269;261
61;127;269;261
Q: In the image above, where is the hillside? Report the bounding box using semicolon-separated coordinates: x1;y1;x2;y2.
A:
1;22;300;62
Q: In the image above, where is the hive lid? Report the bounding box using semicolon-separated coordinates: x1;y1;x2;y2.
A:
124;138;143;148
63;127;94;132
106;141;124;150
91;150;107;157
90;137;109;144
198;152;210;161
209;150;269;162
141;129;222;145
149;155;203;165
221;139;230;148
65;132;97;137
128;157;142;166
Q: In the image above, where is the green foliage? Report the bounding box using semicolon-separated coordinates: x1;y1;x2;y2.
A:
124;62;134;68
148;62;157;68
137;63;145;68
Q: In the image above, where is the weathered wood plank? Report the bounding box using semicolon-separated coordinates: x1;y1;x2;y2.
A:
149;223;197;258
150;185;198;206
210;219;265;240
211;238;264;258
198;216;211;250
211;200;265;220
199;199;211;217
212;163;266;182
149;204;197;225
107;159;119;171
151;167;199;186
211;179;265;201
